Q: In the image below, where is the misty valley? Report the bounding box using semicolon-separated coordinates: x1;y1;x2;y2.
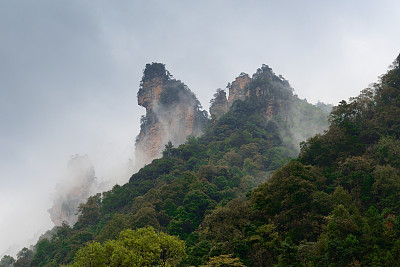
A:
2;54;400;266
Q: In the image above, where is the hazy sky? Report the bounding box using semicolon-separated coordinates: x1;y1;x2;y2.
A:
1;0;399;256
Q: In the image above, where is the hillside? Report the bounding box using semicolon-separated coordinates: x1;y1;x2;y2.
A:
193;54;400;266
3;62;333;267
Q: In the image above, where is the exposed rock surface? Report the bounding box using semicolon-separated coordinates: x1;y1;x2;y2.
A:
135;63;208;168
210;66;290;119
136;63;328;167
228;73;251;108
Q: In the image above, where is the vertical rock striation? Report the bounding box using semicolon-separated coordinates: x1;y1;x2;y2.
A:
227;73;251;108
135;63;208;168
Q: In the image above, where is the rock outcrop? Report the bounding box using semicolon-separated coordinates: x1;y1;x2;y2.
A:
209;89;228;119
210;64;329;152
135;63;328;166
135;63;208;168
227;73;251;108
210;65;291;119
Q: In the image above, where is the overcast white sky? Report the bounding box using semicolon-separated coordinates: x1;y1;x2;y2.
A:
1;0;399;257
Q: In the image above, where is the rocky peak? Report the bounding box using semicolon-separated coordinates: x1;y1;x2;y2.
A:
135;63;208;169
137;63;169;110
212;65;294;120
228;72;251;108
208;64;328;153
209;89;228;119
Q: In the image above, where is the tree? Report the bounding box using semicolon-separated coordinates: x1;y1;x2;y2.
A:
373;136;400;167
201;254;245;267
14;247;34;267
0;255;15;267
72;227;185;267
75;193;102;227
181;190;215;231
163;141;175;158
30;238;55;266
371;165;400;211
97;213;130;243
325;205;361;265
158;231;186;266
131;206;160;229
277;237;301;267
251;161;321;242
72;241;106;267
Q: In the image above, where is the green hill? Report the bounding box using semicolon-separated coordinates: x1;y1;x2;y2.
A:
193;54;400;266
11;56;395;266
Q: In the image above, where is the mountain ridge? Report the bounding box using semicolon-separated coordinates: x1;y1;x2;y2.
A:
2;60;341;267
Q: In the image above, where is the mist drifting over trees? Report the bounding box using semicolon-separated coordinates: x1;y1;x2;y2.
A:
1;1;400;265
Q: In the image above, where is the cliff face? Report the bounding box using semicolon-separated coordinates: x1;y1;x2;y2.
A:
227;73;251;108
138;76;164;110
135;63;208;168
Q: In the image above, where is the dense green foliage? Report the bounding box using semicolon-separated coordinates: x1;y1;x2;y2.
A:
191;54;400;266
12;53;400;266
0;255;15;267
17;63;326;267
23;101;295;265
70;226;185;267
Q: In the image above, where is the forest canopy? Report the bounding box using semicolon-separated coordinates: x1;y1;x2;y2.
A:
5;54;400;266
